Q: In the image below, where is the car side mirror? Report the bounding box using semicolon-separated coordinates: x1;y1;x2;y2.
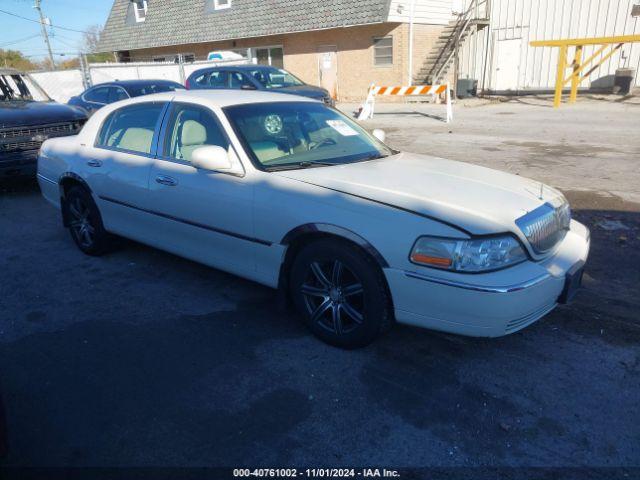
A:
372;129;386;143
191;146;232;171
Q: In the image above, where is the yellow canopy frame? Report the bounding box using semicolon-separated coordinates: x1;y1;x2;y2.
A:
530;35;640;107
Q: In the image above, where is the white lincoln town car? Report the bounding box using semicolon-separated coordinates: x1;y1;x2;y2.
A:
37;90;590;348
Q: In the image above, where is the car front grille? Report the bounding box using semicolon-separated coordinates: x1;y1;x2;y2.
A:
0;121;85;154
1;141;41;152
516;201;571;254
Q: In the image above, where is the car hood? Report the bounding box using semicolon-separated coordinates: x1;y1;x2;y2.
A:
274;85;328;99
0;101;87;129
274;152;565;236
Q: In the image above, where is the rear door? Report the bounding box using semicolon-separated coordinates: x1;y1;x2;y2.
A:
146;101;257;276
86;101;168;241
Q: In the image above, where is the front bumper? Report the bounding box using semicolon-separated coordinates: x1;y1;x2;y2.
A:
384;220;591;337
0;150;38;177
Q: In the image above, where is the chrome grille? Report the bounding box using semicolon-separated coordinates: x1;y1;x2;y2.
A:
1;141;40;152
0;122;80;140
0;121;84;154
516;202;571;254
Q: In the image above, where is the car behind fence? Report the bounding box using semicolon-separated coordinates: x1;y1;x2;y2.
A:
30;57;248;103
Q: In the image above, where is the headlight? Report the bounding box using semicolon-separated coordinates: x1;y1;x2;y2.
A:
409;235;527;273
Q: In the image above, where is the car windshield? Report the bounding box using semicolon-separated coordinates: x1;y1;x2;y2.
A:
127;83;184;96
0;74;34;101
248;67;305;89
224;102;394;171
0;73;50;102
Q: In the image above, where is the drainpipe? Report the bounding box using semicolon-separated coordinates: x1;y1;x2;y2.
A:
408;0;416;85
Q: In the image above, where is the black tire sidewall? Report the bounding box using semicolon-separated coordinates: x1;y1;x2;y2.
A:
290;239;389;349
65;186;110;256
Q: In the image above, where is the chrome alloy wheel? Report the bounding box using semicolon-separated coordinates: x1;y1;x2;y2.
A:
300;260;365;335
68;196;95;248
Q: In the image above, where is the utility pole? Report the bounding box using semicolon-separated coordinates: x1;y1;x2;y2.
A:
33;0;55;70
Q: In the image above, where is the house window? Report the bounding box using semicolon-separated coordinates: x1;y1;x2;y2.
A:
213;0;231;10
253;47;284;69
373;36;393;66
133;0;147;23
153;53;195;63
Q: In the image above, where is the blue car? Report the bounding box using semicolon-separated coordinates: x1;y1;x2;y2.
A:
68;79;185;115
185;65;335;106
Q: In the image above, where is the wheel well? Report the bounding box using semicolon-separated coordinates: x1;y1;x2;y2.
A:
59;176;90;226
59;176;88;197
278;232;394;311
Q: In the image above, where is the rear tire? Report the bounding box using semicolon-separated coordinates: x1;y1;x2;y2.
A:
64;186;113;256
290;238;392;349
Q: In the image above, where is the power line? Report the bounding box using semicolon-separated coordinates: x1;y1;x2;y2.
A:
0;34;41;48
0;8;90;34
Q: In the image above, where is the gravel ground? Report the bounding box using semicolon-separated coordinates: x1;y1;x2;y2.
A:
0;96;638;473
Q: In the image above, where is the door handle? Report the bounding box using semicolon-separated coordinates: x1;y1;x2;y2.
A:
155;175;178;187
87;159;102;167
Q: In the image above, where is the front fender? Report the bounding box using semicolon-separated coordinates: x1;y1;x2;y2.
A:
281;223;389;268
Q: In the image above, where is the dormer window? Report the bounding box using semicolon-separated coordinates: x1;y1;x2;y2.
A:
213;0;231;10
133;0;148;22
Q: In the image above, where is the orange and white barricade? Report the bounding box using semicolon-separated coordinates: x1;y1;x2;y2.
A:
357;83;452;123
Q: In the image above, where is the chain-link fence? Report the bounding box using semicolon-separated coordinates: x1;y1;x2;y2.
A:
29;54;249;103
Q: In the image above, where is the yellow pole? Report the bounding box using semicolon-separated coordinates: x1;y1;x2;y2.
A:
554;45;568;108
569;45;583;103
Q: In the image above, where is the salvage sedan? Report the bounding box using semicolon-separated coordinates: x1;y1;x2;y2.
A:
37;90;590;348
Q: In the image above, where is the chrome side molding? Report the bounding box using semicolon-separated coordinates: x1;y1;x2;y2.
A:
403;270;551;294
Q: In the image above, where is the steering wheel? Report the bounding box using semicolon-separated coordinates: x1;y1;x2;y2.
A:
309;138;337;150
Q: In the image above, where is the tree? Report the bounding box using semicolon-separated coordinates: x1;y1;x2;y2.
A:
0;49;39;71
82;25;112;63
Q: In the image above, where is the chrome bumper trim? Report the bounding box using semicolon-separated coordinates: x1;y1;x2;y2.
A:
403;270;551;293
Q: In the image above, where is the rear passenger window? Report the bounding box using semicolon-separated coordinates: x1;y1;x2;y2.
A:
96;102;165;155
84;87;110;104
109;87;129;103
207;71;229;88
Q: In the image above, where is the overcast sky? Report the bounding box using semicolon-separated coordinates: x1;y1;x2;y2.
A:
0;0;114;60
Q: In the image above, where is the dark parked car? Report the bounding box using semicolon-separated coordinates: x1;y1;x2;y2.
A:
0;68;87;178
68;79;185;115
185;65;335;106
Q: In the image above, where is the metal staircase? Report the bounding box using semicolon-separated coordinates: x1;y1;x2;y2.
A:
415;0;490;85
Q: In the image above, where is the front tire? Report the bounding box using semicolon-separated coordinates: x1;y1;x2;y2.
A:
290;238;392;349
64;186;113;256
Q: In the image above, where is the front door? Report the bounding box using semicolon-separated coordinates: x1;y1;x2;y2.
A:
494;38;522;92
147;102;256;277
318;45;338;100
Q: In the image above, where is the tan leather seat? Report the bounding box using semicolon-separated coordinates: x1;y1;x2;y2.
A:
179;120;207;162
110;128;154;154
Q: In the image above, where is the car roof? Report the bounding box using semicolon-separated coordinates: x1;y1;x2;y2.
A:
139;89;316;107
96;79;184;88
190;64;280;75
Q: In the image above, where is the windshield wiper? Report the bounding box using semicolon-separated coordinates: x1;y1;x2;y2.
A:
265;160;337;171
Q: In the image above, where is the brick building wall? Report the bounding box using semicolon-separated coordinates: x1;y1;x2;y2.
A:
126;22;445;102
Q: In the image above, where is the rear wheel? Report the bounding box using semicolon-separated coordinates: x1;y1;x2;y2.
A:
290;238;392;348
64;186;113;256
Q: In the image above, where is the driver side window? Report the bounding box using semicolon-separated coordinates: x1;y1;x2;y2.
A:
162;103;229;163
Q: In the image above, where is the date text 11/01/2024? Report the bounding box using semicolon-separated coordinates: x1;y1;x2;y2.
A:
233;468;401;477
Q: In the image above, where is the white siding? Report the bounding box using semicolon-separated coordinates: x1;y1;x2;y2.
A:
457;0;640;92
387;0;455;25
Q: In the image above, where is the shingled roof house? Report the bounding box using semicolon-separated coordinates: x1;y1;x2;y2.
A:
98;0;465;101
